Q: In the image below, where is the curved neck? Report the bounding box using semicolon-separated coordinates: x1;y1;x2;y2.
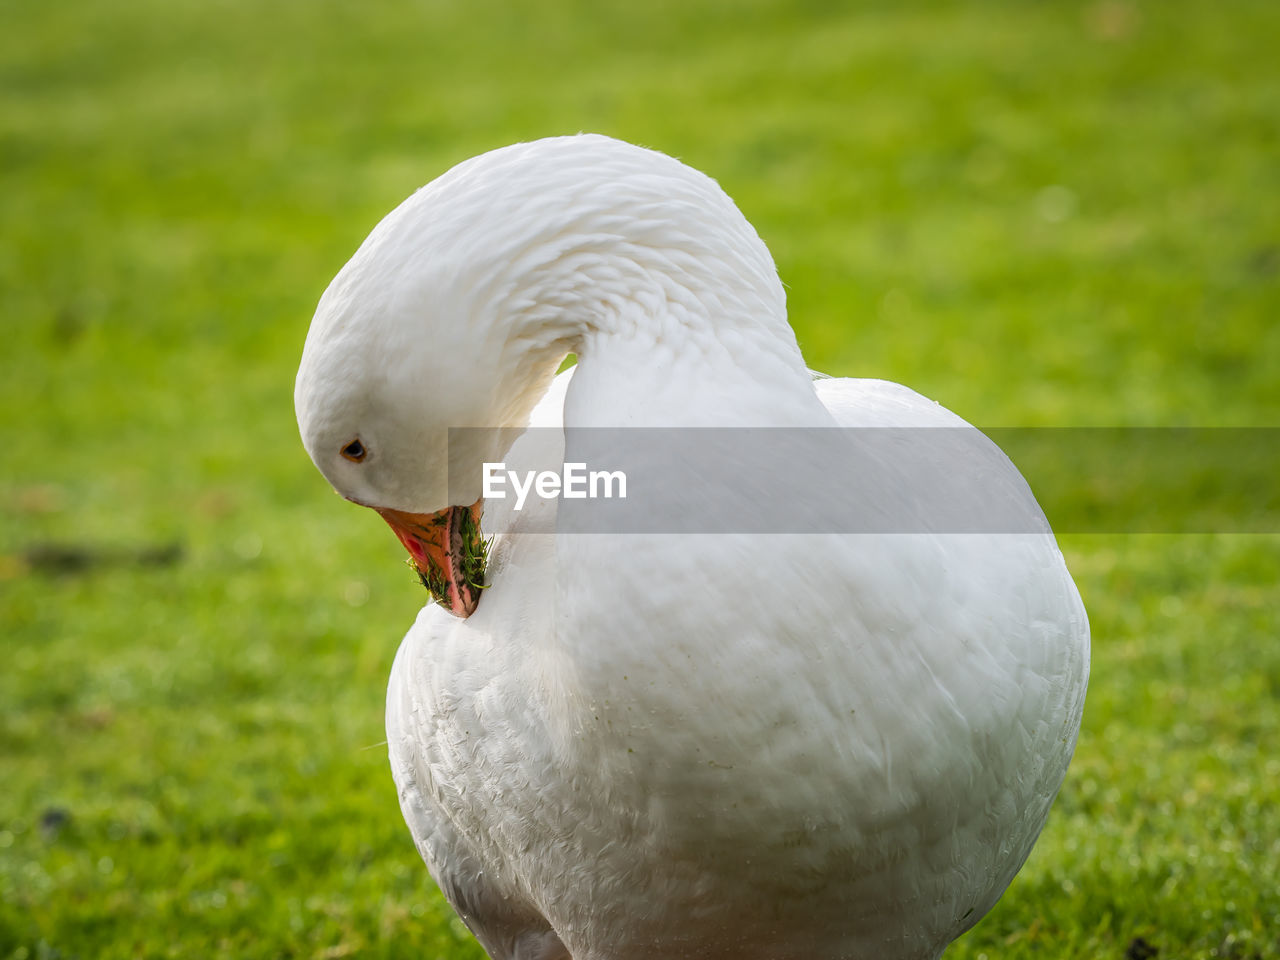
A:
491;232;825;430
320;134;832;441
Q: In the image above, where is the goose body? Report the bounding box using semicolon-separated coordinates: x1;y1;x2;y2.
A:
296;135;1089;960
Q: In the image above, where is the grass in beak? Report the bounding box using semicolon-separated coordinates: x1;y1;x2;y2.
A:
408;506;491;612
458;506;491;592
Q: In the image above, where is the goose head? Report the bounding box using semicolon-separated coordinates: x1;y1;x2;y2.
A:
295;134;799;617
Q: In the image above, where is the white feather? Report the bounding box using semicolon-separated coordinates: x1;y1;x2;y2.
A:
297;135;1090;960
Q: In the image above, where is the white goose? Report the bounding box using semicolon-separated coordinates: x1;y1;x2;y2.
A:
295;134;1089;960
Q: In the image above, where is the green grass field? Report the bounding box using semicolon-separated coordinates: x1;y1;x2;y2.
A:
3;0;1278;957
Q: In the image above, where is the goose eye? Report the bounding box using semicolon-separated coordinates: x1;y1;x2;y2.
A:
340;439;367;463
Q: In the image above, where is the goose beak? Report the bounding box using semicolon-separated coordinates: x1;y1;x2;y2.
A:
376;500;486;618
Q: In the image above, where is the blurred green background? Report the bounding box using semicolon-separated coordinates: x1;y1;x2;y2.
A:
2;0;1277;957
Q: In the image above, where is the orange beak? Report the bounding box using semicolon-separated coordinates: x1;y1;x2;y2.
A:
377;499;485;618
